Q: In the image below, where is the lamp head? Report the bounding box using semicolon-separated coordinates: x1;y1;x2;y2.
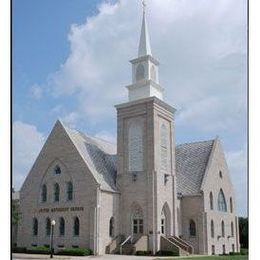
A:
51;220;56;226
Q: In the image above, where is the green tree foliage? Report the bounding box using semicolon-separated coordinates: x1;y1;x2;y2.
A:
239;217;248;248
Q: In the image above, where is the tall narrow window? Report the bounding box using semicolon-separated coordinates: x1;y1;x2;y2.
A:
74;217;80;236
221;220;225;237
33;218;38;236
109;217;114;237
59;217;65;236
231;221;234;237
160;124;168;172
210;192;214;210
150;65;156;81
189;220;196;236
211;220;214;238
41;184;47;202
218;189;227;212
54;183;60;202
132;205;144;234
46;218;51;236
128;119;143;172
67;182;73;201
230;197;233;213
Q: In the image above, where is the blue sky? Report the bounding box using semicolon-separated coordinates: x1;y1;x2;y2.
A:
13;0;247;216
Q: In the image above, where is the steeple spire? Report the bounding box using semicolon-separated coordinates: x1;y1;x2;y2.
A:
138;0;152;57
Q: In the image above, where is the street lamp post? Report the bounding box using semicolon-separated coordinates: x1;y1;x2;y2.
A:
50;220;56;258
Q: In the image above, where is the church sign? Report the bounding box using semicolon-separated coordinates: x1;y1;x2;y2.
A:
39;207;84;213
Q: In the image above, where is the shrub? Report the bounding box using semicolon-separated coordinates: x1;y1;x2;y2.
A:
26;246;50;254
156;250;178;256
135;250;152;256
56;248;92;256
240;248;248;255
12;247;27;253
229;252;241;256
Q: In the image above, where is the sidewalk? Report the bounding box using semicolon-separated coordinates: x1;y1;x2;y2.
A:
12;253;160;260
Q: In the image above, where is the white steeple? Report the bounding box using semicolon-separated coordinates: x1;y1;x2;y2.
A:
125;0;164;102
138;0;152;57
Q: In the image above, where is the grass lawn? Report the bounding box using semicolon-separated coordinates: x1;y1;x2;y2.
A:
157;256;248;260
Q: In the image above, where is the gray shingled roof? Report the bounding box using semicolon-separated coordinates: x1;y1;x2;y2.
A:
176;140;214;195
62;121;214;195
62;123;118;193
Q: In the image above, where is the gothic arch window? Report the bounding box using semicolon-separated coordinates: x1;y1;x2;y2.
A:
128;119;143;172
46;218;51;236
109;217;114;237
189;219;196;236
210;192;214;210
150;65;156;81
221;220;225;237
136;64;145;81
211;220;214;238
54;183;60;202
59;217;65;236
41;184;47;202
218;189;227;212
161;210;166;235
160;124;168;172
54;165;61;175
132;204;143;234
231;221;234;237
74;217;80;236
33;218;38;236
230;197;233;213
67;182;73;201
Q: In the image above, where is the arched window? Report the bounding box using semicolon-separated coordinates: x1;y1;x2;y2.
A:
150;65;156;81
54;165;61;175
109;217;114;237
160;124;168;172
74;217;80;236
33;218;38;236
128;119;143;172
218;189;227;212
210;192;214;210
230;197;233;213
211;220;214;238
136;64;145;81
189;220;196;236
161;210;166;235
54;183;60;202
41;184;47;202
59;217;65;236
46;218;51;236
67;182;73;201
221;220;225;237
231;221;234;237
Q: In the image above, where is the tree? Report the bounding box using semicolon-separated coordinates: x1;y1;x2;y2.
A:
239;217;248;248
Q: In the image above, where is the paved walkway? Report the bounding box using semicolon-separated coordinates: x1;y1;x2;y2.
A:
12;253;161;260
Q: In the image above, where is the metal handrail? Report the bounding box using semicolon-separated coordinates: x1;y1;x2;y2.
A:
119;235;132;255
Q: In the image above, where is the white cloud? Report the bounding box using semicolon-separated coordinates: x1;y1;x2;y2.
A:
61;111;81;128
30;84;43;99
226;146;248;216
13;121;45;190
42;0;246;133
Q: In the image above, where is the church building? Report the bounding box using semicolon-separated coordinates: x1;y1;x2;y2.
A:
17;3;240;256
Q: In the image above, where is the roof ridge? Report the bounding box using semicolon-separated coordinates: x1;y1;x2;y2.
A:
61;121;116;146
176;138;215;147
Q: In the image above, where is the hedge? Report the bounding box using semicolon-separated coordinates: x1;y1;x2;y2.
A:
26;246;51;254
12;247;27;253
135;251;152;256
156;250;179;256
56;248;92;256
